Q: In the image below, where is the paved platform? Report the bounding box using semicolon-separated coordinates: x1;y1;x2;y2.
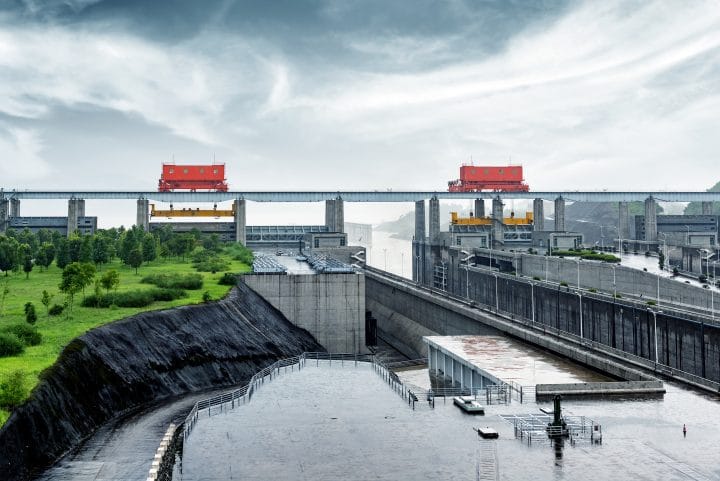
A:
182;362;720;481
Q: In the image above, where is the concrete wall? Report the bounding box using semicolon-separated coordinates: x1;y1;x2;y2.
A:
365;271;664;385
518;253;716;309
439;265;720;383
243;273;367;354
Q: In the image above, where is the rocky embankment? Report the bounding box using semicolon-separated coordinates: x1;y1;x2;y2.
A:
0;283;323;481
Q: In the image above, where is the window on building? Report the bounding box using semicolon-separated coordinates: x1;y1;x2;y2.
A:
314;238;320;248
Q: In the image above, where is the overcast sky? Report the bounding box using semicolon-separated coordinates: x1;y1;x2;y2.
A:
1;0;719;226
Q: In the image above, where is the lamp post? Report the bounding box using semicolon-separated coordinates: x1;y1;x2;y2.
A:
545;255;550;282
575;258;581;289
701;249;715;319
612;265;617;298
383;248;387;271
493;273;499;312
489;231;493;269
530;281;535;324
415;255;421;284
650;309;662;364
401;252;404;277
577;290;583;338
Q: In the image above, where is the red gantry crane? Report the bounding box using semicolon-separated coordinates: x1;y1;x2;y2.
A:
158;163;229;192
448;164;530;192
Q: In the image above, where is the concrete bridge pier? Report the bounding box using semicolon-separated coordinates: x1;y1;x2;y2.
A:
0;198;8;233
325;197;345;233
618;201;629;240
474;198;485;218
234;198;246;245
644;196;657;242
492;197;503;246
67;198;84;237
702;201;713;215
10;198;20;218
413;200;426;283
136;199;149;231
554;196;565;232
429;196;440;244
533;198;544;231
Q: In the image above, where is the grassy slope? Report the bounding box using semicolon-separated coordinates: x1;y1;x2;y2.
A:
0;255;250;425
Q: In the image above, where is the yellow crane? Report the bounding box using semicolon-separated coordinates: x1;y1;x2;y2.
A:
150;204;235;218
450;211;533;225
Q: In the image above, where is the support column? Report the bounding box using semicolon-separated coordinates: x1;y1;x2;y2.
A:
67;199;79;237
644;196;657;242
474;198;485;218
234;199;246;245
325;199;336;231
0;199;8;233
554;196;565;232
702;201;713;215
334;197;344;233
414;200;426;241
492;196;504;247
618;201;629;239
136;199;149;231
429;196;440;244
532;198;544;231
9;198;20;218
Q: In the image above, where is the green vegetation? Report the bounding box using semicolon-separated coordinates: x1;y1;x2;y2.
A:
551;249;620;263
0;225;253;425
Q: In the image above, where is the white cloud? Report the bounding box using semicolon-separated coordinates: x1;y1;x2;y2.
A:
0;127;51;182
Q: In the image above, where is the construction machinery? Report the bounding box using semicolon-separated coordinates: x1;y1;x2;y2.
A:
158;163;228;192
448;165;529;192
150;204;235;218
451;211;533;225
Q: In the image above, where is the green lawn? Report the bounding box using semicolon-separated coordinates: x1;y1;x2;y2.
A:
0;255;250;425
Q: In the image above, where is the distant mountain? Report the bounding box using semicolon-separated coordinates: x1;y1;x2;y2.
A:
565;201;661;246
684;181;720;215
376;203;471;240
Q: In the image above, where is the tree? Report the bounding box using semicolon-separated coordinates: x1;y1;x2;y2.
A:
20;243;33;279
0;278;9;316
0;236;19;276
37;242;56;271
67;235;82;263
79;235;93;263
658;251;665;271
202;234;221;252
55;238;70;269
41;290;54;315
24;302;37;325
59;262;95;312
169;234;195;261
92;236;111;267
100;269;120;294
142;234;158;264
128;248;143;274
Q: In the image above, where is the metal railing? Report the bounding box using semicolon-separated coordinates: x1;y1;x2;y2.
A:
183;352;422;444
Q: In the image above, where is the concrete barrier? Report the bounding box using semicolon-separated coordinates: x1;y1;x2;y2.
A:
536;380;665;398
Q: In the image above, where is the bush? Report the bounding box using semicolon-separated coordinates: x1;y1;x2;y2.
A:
699;274;708;284
24;302;37;325
588;288;597;293
202;291;212;303
532;276;541;281
0;370;26;409
0;333;25;357
141;273;203;290
560;281;568;287
193;257;230;273
1;324;41;346
646;300;657;306
81;288;187;308
48;304;64;316
218;273;237;286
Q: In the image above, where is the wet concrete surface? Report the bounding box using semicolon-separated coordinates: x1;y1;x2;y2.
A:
182;361;720;481
34;387;229;481
426;335;611;385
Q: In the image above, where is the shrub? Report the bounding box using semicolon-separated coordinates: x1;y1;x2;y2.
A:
699;275;708;284
588;288;597;293
202;291;212;303
193;257;230;273
218;273;237;286
646;300;656;306
141;273;203;290
24;302;37;325
614;293;622;298
560;281;568;287
532;276;541;281
1;324;41;346
0;370;26;409
0;333;24;357
81;288;187;308
48;304;64;316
